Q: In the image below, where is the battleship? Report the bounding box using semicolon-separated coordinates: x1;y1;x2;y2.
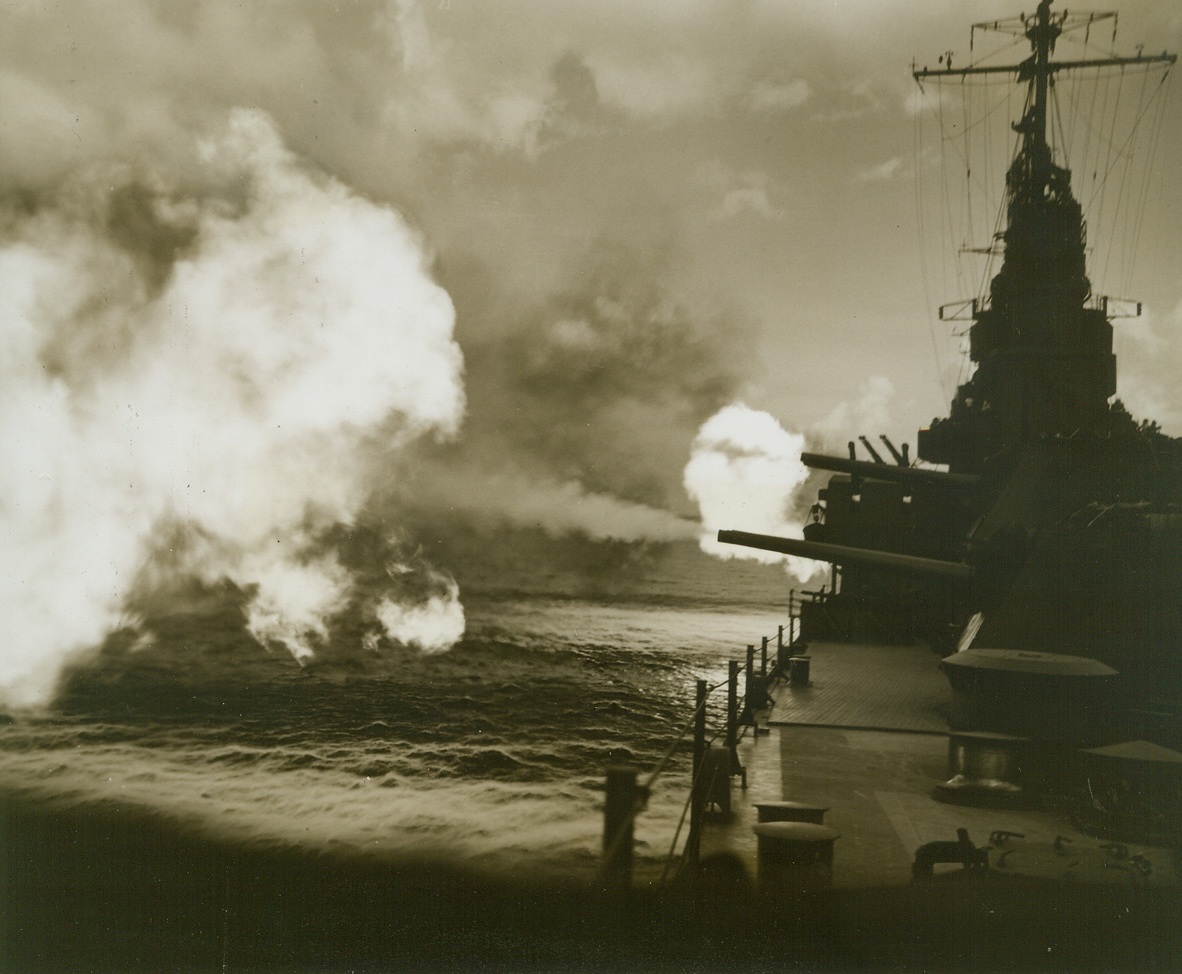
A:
3;4;1181;972
723;0;1180;750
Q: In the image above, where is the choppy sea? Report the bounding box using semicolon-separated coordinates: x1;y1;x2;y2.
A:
0;540;792;880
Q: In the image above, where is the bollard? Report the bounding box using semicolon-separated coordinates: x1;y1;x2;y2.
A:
749;674;769;712
934;731;1033;808
753;822;841;893
754;801;828;824
602;765;641;887
696;747;733;817
761;636;768;677
788;655;811;687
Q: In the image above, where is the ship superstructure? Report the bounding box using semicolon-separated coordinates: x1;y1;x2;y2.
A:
916;0;1170;469
722;1;1179;707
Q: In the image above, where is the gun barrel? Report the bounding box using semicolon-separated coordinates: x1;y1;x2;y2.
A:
717;529;974;581
801;452;978;490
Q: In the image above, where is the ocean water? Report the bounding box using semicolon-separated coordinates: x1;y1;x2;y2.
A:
0;541;793;880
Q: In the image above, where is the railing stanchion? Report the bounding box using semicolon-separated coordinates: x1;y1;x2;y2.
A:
789;590;796;648
741;645;755;725
652;620;796;880
726;661;738;752
688;679;707;869
790;590;798;647
602;765;640;888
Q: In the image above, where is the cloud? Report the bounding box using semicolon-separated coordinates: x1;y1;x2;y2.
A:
810;376;897;451
746;77;811;114
856;156;905;183
718;184;782;222
1115;299;1182;434
438;242;753;507
585;51;721;121
701;162;784;221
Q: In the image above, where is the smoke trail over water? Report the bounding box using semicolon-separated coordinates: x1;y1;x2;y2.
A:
411;464;697;544
0;109;465;705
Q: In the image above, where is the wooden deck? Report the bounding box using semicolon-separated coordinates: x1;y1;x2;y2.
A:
768;640;949;734
700;642;1179;891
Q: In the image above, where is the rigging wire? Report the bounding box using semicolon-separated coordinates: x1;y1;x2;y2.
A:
1121;68;1169;295
1089;67;1173;294
979;128;1020;307
912;17;1173;417
938;90;956;303
932;77;1019;199
1108;65;1153;293
1124;70;1172;299
1081;71;1102;211
942;90;974;391
1064;62;1080;156
1061;68;1114;268
1087;66;1116;213
1092;66;1125;278
964;79;974;251
914;85;950;405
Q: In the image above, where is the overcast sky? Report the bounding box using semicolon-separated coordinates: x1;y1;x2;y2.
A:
1;0;1180;697
5;0;1180;487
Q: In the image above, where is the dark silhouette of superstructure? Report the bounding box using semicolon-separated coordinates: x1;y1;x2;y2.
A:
722;2;1179;715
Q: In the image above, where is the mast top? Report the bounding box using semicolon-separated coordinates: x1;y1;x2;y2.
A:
912;0;1172;196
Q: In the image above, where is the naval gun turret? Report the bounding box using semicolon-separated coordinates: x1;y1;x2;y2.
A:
758;447;987;647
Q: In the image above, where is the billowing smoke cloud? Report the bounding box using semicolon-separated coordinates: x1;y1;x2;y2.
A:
0;109;465;705
16;1;1169;705
374;564;465;655
683;403;820;582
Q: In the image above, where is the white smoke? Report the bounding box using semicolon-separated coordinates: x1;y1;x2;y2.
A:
0;109;466;706
240;548;354;665
375;571;466;655
683;402;819;581
418;464;697;543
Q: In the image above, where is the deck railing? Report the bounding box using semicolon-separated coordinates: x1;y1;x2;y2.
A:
601;596;805;887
